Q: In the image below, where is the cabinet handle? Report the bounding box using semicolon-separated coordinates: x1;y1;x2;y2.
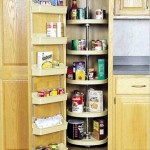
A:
131;85;146;88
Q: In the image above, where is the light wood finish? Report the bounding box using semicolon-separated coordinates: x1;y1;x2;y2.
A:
32;93;67;105
115;0;149;15
0;0;29;149
67;79;108;85
67;109;108;118
67;137;108;146
67;19;108;24
116;77;150;95
116;96;150;150
32;122;68;135
67;50;108;55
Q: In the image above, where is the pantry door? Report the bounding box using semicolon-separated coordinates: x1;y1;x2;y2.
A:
0;0;29;149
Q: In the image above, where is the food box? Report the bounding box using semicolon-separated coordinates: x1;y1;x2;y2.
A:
98;59;105;80
37;52;53;69
88;89;103;112
73;61;85;80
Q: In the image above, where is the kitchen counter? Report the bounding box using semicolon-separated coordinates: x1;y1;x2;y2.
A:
113;56;150;75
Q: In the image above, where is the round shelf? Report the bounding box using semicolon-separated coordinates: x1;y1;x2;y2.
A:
67;79;108;85
67;19;108;25
67;109;108;118
67;50;108;55
67;137;107;146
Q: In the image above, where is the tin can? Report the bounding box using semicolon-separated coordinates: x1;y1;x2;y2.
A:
80;39;86;50
91;40;95;50
72;94;83;113
72;39;79;50
46;89;52;97
101;40;107;50
38;90;45;97
48;143;58;150
77;8;85;19
47;22;57;37
36;145;46;150
45;146;50;150
95;40;102;50
71;9;77;20
52;88;58;96
96;9;104;19
67;119;84;140
58;88;64;95
67;67;73;79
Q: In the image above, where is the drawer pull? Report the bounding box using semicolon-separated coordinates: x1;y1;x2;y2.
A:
132;85;146;88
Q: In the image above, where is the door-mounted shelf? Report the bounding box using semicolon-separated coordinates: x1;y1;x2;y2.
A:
32;34;67;45
32;63;67;76
32;93;68;105
67;50;108;55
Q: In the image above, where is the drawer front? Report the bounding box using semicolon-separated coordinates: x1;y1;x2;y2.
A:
116;78;150;95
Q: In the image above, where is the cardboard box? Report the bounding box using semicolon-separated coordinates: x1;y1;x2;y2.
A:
37;52;53;69
98;59;105;80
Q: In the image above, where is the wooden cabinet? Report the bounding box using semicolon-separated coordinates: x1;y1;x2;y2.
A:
113;75;150;150
114;0;149;15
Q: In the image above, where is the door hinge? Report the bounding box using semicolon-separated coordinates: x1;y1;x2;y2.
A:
114;98;116;104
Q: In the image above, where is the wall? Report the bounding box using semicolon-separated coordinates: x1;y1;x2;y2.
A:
113;19;150;56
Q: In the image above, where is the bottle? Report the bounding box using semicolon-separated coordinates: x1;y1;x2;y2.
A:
70;0;78;20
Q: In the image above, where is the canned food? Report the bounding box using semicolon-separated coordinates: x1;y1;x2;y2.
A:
101;39;107;50
38;90;45;97
96;9;104;19
95;40;102;50
45;146;50;150
77;8;85;19
71;9;77;20
48;143;58;150
72;39;79;50
58;88;64;95
80;39;86;50
36;145;46;150
52;88;58;96
47;22;57;37
46;89;52;97
52;60;59;68
91;40;95;50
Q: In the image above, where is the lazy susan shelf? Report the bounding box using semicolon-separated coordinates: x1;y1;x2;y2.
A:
67;79;108;85
67;50;108;55
32;34;67;45
31;3;67;14
67;19;108;24
67;137;107;146
32;122;67;135
32;93;67;105
67;109;108;118
32;63;67;76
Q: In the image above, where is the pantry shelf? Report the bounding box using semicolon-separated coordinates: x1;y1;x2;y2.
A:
67;136;108;146
67;79;108;85
32;34;67;45
67;19;108;25
67;50;108;55
31;3;67;14
32;122;68;135
32;93;68;105
32;63;67;76
67;109;108;118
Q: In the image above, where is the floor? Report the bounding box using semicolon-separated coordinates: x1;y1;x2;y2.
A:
67;143;107;150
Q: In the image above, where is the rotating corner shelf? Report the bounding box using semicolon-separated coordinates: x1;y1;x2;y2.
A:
67;109;108;118
32;34;67;45
67;79;108;85
32;121;68;135
31;3;67;14
67;137;108;146
32;63;67;76
32;93;68;105
67;50;108;55
67;19;108;25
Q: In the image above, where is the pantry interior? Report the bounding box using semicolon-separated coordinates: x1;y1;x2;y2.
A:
0;0;150;150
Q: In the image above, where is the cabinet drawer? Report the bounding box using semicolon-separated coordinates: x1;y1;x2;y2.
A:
116;78;150;95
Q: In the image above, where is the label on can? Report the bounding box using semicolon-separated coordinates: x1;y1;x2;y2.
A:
77;8;85;20
101;40;107;50
71;9;77;20
72;94;83;113
96;9;104;19
72;40;79;50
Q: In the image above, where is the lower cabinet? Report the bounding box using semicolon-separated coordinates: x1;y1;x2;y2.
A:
116;96;150;150
113;75;150;150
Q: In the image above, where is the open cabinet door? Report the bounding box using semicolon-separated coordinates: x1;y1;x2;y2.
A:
0;0;29;149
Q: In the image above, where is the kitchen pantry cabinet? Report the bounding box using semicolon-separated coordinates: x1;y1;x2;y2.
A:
29;1;68;149
113;75;150;150
114;0;149;15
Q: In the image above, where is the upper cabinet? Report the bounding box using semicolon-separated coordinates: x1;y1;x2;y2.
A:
114;0;149;15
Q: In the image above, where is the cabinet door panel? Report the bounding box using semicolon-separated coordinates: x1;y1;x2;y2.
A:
116;96;150;150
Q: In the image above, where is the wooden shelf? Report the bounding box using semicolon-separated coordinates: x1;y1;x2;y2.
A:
32;34;67;45
67;79;108;85
67;19;108;25
32;63;67;76
67;109;108;118
67;50;108;55
32;122;68;135
32;93;67;105
31;3;67;14
67;137;107;146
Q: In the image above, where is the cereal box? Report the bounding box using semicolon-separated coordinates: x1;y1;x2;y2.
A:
88;89;103;112
37;52;53;69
